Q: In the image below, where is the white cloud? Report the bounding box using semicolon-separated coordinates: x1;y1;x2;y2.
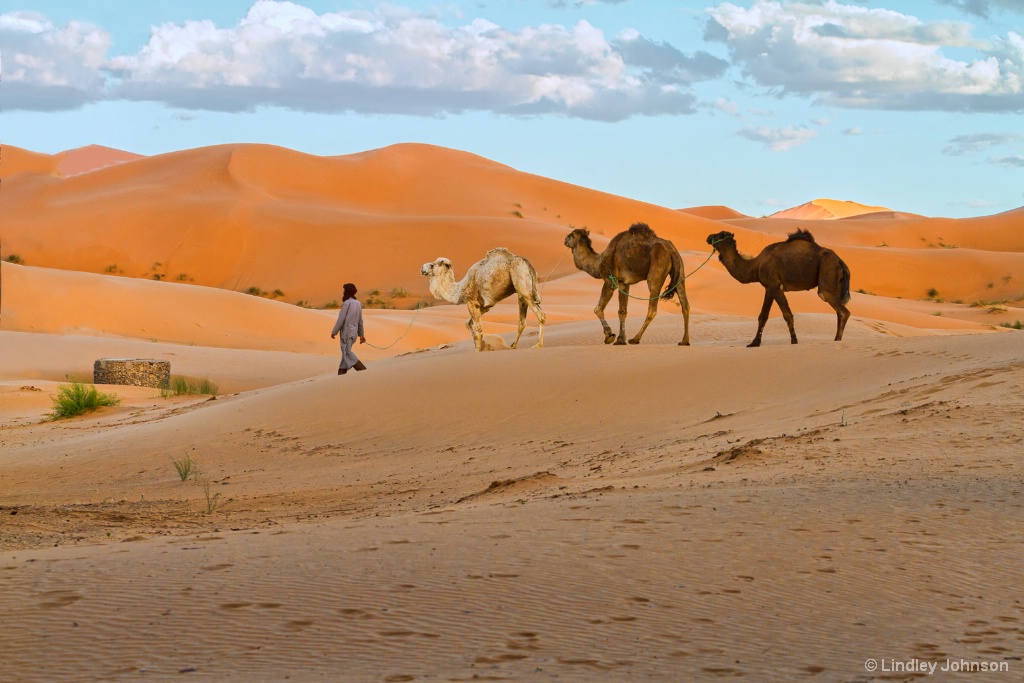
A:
705;0;1024;113
97;0;708;120
844;126;863;135
738;124;818;151
0;11;110;110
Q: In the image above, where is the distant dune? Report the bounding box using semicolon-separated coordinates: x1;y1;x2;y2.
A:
678;205;750;220
769;198;890;220
2;142;1022;313
56;144;145;177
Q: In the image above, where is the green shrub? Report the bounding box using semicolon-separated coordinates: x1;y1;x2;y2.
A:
50;382;121;419
172;452;200;481
5;254;24;264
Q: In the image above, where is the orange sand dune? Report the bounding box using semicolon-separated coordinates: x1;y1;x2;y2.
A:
769;198;890;220
726;207;1024;254
0;143;720;304
677;205;750;220
56;144;145;177
1;144;59;179
4;141;1022;323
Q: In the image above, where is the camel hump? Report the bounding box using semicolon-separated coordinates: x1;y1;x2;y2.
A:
787;229;816;244
486;246;516;259
628;222;659;239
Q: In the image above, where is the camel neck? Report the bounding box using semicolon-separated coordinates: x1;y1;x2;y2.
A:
717;245;759;284
429;269;466;304
571;244;604;278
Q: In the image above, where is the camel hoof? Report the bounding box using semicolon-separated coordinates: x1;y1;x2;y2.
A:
532;342;543;349
628;338;640;345
613;339;627;346
604;335;617;344
678;340;690;346
747;341;761;348
790;338;799;345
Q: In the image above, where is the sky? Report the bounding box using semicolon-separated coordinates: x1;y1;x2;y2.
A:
1;0;1022;218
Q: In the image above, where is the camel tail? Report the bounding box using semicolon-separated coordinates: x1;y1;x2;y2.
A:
822;250;852;305
662;248;683;301
512;256;542;304
838;258;851;305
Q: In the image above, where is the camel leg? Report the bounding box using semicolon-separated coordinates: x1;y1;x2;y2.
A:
527;297;546;348
773;289;798;344
595;281;617;344
630;276;665;344
836;304;850;341
829;299;851;341
614;286;629;345
749;288;775;347
466;302;485;352
510;297;527;349
676;279;691;346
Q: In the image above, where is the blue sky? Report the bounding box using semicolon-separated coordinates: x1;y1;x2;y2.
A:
1;0;1022;217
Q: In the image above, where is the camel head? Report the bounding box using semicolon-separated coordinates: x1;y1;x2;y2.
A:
420;258;453;279
563;227;591;250
706;231;735;252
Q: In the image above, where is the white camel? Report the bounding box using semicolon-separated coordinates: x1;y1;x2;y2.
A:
421;247;546;351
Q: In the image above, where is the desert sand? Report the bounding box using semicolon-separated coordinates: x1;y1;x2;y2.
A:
1;143;1022;682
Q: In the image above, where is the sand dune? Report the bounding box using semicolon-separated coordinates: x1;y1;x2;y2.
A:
2;141;1023;681
768;198;890;220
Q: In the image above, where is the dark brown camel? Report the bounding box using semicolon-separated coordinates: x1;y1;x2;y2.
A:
706;229;851;347
564;223;690;345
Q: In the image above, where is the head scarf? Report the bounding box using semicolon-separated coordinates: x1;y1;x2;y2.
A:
342;283;358;301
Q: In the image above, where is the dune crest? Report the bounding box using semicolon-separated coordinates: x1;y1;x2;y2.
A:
769;198;890;220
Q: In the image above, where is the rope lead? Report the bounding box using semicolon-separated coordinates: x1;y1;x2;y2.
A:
362;276;431;350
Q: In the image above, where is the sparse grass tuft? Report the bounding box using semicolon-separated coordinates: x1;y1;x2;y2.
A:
246;286;266;296
172;452;200;481
322;300;340;309
926;288;939;299
365;295;395;309
50;382;121;420
391;287;408;298
999;320;1022;329
162;375;219;397
202;481;226;514
511;210;524;218
272;289;284;298
5;254;25;264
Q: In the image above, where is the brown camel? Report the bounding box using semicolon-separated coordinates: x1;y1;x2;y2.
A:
706;229;851;347
563;223;690;345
